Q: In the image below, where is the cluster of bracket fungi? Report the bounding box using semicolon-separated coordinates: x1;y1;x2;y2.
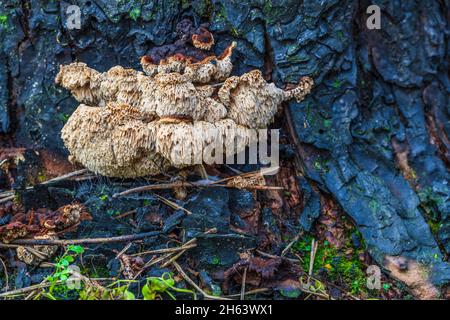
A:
55;28;313;178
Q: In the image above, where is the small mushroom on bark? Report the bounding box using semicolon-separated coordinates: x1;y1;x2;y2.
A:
16;234;58;265
61;103;170;178
184;42;236;84
56;63;154;111
192;27;215;50
218;70;314;128
55;62;100;105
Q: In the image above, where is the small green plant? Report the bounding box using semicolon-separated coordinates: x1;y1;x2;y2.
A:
58;113;70;123
39;245;85;300
211;256;220;265
129;7;141;21
142;272;196;300
99;194;108;201
332;79;342;89
0;14;8;28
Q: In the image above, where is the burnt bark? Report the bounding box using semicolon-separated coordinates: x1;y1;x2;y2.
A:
0;0;449;291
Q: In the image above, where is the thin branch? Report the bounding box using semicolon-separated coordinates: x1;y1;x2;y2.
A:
6;231;161;246
240;267;248;300
173;261;231;300
0;256;9;292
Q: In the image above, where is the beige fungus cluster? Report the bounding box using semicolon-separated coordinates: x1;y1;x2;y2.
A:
56;42;313;178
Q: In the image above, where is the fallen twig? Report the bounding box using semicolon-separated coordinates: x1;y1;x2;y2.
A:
6;231;161;246
154;194;192;215
0;256;9;292
173;261;231;300
112;179;283;198
240;267;248;300
0;169;90;204
131;243;197;257
225;288;270;298
0;280;63;298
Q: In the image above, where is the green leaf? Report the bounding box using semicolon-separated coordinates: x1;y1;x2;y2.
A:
68;245;84;254
142;284;155;300
124;290;135;300
60;259;70;267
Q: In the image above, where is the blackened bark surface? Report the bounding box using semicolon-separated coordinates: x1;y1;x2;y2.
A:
0;0;449;288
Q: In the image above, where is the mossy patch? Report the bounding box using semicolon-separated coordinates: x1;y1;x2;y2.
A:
292;234;369;295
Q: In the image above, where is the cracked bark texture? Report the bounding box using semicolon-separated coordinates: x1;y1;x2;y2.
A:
0;0;449;290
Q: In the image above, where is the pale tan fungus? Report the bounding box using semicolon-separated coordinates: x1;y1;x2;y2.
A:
218;70;314;128
184;42;236;84
192;27;215;50
56;40;314;178
61;103;170;178
16;234;58;265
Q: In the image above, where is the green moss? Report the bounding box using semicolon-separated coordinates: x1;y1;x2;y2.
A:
214;3;227;24
211;256;220;265
292;235;369;295
262;0;283;24
335;30;345;41
37;171;47;183
323;119;332;128
230;26;240;37
427;219;441;236
332;79;342;89
58;113;70;123
192;0;213;19
129;7;141;21
0;14;8;28
368;199;379;213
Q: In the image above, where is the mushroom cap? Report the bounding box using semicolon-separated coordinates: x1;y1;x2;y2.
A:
153;119;256;166
151;72;201;118
61;103;170;178
181;42;236;84
55;62;100;105
16;234;58;265
140;55;159;76
55;41;314;178
55;62;98;89
218;70;284;128
192;27;215;50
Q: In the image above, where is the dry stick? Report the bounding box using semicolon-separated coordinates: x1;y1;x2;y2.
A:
0;256;9;291
132;255;164;280
130;243;197;257
256;250;300;264
40;169;89;184
281;234;301;257
0;169;89;204
7;231;161;246
133;228;215;280
115;242;133;260
240;267;248;300
307;238;318;287
226;288;269;298
160;228;217;268
112;180;283;198
113;209;137;220
0;243;20;249
0;280;63;298
173;261;231;301
154;194;192;215
0;196;14;204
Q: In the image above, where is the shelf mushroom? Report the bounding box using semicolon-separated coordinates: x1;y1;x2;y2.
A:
56;37;314;178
